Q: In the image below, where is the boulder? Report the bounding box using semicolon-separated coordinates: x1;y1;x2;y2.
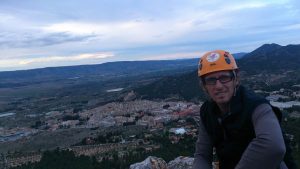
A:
167;156;194;169
129;156;168;169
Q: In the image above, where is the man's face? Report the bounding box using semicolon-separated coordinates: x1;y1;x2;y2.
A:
202;70;237;104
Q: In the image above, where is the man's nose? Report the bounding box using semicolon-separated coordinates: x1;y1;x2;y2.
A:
214;79;223;88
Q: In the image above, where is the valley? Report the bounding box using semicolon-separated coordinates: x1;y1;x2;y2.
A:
0;44;300;169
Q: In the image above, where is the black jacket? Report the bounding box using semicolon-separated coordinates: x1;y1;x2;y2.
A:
200;86;290;169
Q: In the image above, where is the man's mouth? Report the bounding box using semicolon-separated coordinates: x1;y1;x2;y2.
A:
215;91;227;96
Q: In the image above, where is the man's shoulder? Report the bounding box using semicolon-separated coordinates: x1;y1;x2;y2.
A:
252;103;282;123
240;86;266;101
200;100;213;112
239;86;269;109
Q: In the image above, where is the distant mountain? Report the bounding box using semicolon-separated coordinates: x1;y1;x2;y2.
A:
244;43;282;58
0;59;196;81
0;53;245;85
238;43;300;74
233;52;248;59
133;43;300;101
0;59;200;88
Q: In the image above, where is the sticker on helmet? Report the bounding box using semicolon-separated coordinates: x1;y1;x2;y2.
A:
206;53;220;62
225;56;231;64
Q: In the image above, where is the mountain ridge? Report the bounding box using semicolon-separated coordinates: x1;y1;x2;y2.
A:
238;43;300;74
0;53;245;81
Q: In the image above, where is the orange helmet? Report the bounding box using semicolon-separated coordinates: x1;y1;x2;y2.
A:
198;50;238;77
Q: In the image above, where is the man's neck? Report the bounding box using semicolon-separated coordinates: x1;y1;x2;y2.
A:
217;103;230;114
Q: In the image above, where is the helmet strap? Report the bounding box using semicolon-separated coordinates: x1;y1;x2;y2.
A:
232;70;240;96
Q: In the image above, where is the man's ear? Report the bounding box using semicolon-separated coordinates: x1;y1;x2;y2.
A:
198;78;208;93
201;84;207;92
236;77;240;86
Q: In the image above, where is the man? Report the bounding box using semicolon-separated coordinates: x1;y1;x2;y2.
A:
192;50;289;169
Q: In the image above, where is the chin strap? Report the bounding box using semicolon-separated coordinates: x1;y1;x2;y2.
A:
232;70;239;96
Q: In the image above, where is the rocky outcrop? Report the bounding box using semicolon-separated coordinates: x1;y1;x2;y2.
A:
168;156;194;169
129;156;194;169
129;156;168;169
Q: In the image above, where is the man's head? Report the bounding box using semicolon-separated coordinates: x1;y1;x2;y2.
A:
198;50;239;104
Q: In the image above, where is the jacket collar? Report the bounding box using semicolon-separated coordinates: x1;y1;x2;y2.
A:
208;85;245;120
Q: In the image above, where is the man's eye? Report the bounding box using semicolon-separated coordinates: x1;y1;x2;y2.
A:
205;78;216;83
219;75;232;82
219;76;230;80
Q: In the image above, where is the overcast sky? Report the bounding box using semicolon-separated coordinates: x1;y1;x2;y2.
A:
0;0;299;71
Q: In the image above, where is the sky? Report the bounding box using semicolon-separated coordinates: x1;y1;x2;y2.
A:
0;0;300;71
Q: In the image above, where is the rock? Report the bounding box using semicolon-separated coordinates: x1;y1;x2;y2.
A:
167;156;194;169
130;156;220;169
129;156;168;169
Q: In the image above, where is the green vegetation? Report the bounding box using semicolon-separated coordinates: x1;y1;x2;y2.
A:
78;131;123;145
135;71;206;102
282;117;300;167
12;149;100;169
97;152;146;169
12;130;196;169
96;131;196;168
285;106;300;113
149;132;196;162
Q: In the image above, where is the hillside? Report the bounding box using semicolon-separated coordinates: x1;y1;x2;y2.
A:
238;44;300;74
135;70;204;101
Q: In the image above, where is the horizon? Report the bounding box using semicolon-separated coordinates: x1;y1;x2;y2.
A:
1;0;300;71
0;43;293;73
0;55;201;73
0;49;252;73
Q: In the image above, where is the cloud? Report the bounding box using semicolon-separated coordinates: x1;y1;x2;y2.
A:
3;0;298;50
40;15;231;49
141;51;205;60
0;13;15;22
0;52;114;69
283;23;300;30
0;0;300;71
0;32;94;48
